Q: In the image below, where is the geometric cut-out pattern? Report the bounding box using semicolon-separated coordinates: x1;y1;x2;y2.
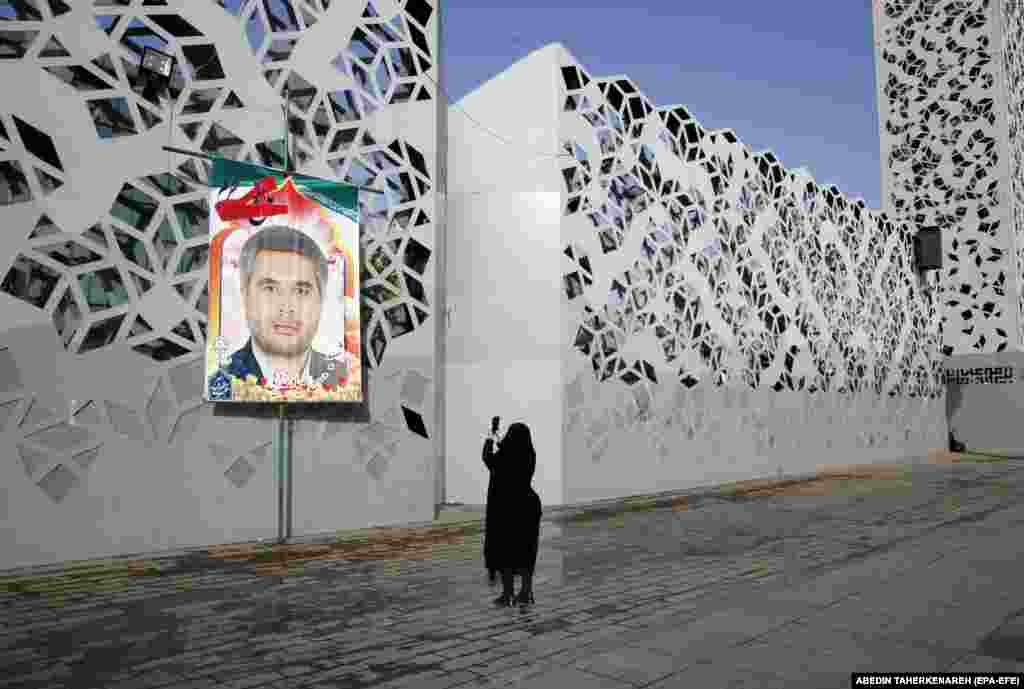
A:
1000;0;1024;348
560;56;943;399
12;391;105;503
0;347;22;394
25;422;93;453
37;464;78;504
0;111;65;204
875;0;1023;355
366;452;390;480
18;443;50;478
105;400;147;441
225;456;255;488
0;399;24;431
0;0;438;378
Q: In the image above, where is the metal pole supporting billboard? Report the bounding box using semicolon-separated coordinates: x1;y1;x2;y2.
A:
284;411;292;540
275;403;291;544
276;404;283;543
276;82;293;546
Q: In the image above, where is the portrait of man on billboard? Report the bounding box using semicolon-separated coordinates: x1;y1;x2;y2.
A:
222;224;336;386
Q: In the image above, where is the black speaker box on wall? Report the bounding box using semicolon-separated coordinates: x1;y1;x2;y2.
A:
913;227;942;271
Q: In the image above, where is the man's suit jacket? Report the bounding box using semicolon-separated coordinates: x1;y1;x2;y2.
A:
218;338;337;384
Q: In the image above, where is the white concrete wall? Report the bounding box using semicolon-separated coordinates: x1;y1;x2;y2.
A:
445;45;564;508
444;194;563;508
945;351;1024;454
563;379;945;504
551;46;946;503
0;0;442;569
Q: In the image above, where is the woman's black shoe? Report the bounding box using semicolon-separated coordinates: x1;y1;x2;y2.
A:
514;592;534;607
493;594;512;607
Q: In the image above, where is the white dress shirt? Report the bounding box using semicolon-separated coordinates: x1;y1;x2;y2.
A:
252;340;312;386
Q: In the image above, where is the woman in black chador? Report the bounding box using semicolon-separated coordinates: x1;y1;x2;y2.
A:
482;422;543;608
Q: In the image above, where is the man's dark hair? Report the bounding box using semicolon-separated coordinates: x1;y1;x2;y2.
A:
238;225;328;298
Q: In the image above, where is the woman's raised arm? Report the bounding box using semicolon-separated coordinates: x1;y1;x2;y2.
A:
482;437;498;471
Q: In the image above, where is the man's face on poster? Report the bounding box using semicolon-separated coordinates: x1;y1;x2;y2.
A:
242;249;323;358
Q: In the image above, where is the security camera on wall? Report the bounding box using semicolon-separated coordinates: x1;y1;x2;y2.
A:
140;46;176;103
141;46;175;80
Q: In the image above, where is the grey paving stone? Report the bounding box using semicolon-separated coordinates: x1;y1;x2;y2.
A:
432;669;485;687
478;655;534;677
372;669;451;689
289;664;348;682
731;624;960;677
877;600;1010;652
442;651;500;672
794;592;934;638
156;681;221;689
947;653;1024;673
403;652;448;666
622;606;798;660
219;672;286;689
432;634;495;655
643;659;791;689
572;644;691;685
701;589;827;623
522;635;569;661
265;679;322;689
978;613;1024;662
451;679;510;689
513;665;633;689
276;664;319;678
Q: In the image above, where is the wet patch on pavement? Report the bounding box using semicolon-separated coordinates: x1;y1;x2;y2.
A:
977;610;1024;662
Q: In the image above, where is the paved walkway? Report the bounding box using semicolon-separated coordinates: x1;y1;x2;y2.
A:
3;455;1024;688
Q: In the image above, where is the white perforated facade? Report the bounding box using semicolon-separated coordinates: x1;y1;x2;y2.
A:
0;0;444;570
873;0;1024;355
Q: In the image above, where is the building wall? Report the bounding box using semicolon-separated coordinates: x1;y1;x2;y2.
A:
998;0;1024;349
553;46;945;504
0;0;443;570
443;194;564;508
444;45;564;509
945;351;1024;453
873;0;1020;355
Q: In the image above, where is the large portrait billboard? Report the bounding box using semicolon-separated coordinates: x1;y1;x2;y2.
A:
204;159;361;403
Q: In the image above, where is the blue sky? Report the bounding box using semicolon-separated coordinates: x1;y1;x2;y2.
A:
441;1;883;208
